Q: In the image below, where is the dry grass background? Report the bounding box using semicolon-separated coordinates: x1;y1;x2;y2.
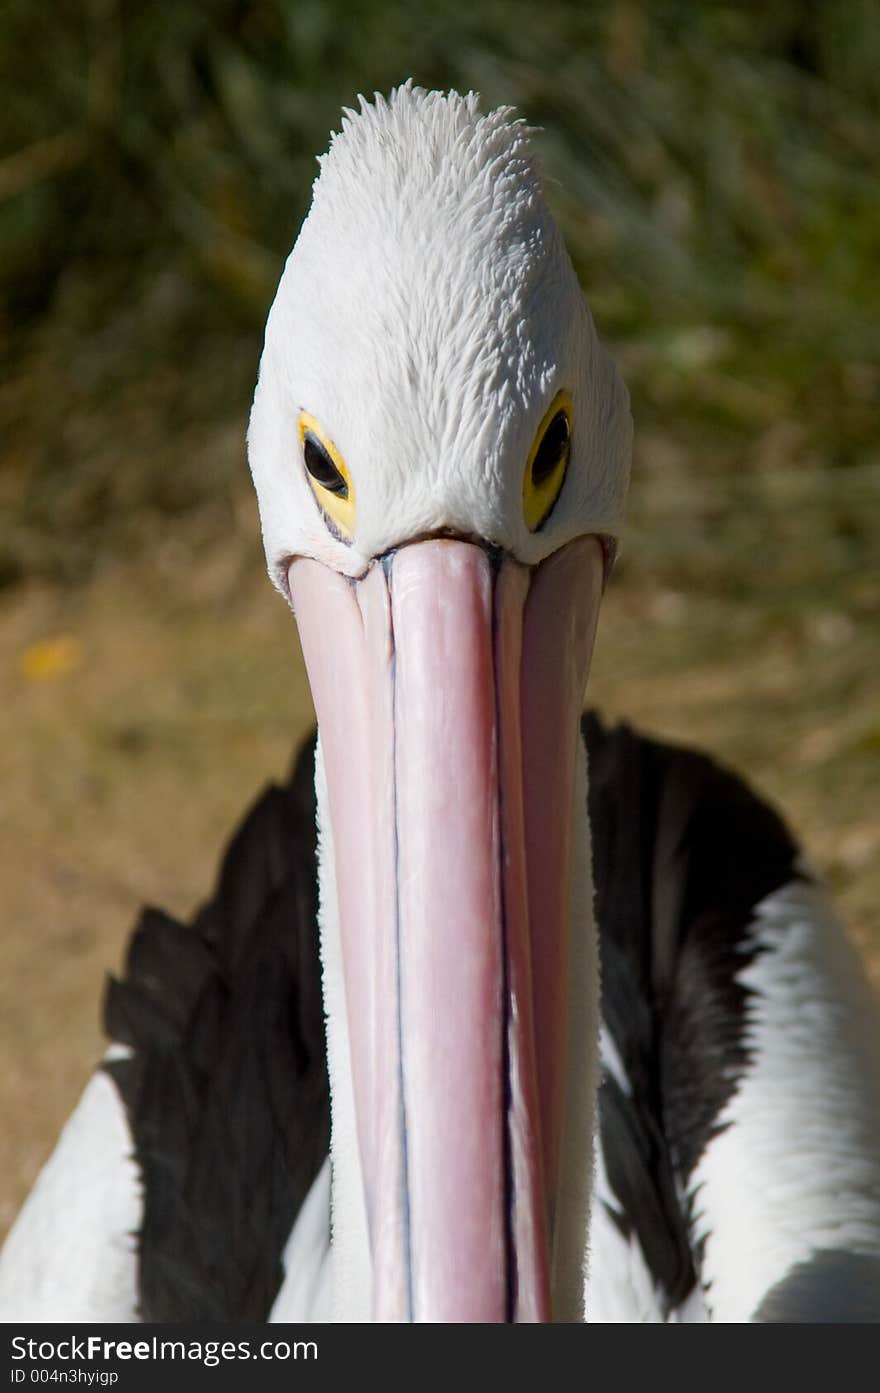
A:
1;0;878;1239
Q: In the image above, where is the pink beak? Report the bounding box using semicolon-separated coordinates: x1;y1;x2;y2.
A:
290;535;603;1321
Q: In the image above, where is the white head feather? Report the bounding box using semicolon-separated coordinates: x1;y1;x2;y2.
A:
248;83;632;587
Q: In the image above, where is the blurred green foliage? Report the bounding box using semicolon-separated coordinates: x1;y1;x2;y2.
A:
1;0;878;586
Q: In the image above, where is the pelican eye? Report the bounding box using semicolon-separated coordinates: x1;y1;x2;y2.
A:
523;392;573;532
304;433;348;496
298;411;356;541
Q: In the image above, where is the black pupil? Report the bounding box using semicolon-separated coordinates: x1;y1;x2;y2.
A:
531;410;570;486
303;433;347;496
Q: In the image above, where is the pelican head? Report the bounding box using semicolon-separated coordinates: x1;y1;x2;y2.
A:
248;83;632;1322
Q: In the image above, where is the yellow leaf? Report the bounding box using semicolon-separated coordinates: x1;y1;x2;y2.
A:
19;636;83;683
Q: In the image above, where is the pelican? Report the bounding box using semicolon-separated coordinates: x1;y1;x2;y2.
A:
2;84;879;1324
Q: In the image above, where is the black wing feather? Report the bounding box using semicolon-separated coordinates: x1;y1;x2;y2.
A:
104;735;329;1322
584;711;804;1313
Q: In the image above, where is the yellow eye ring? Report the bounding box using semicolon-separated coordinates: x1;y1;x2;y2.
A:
298;412;356;542
523;391;573;532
